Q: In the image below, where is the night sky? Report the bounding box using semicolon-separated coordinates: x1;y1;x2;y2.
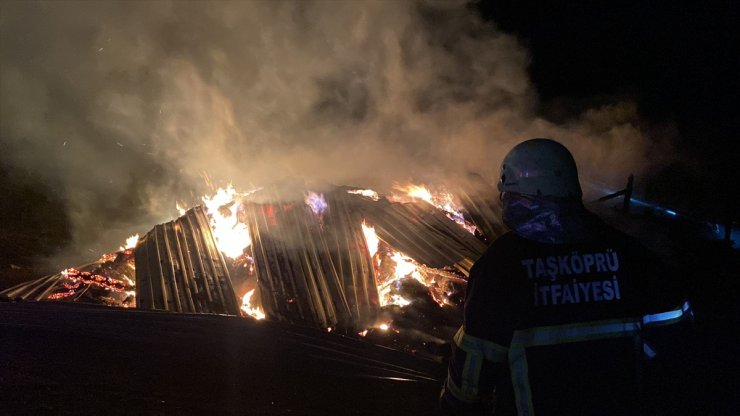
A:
480;1;740;221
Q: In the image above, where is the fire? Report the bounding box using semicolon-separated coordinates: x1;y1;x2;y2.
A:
304;191;328;216
119;234;139;251
361;221;379;258
390;183;477;234
375;321;399;333
241;289;266;320
360;221;421;308
358;320;400;337
390;252;423;283
347;188;380;201
49;267;134;304
361;219;464;308
202;185;251;259
374;251;420;308
394;183;434;204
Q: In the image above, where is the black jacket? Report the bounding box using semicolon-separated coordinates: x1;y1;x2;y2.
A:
441;217;692;415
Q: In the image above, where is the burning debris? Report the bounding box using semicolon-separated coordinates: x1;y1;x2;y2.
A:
1;248;136;307
2;180;505;358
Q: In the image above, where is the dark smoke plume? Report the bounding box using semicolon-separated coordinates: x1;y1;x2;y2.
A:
0;1;670;265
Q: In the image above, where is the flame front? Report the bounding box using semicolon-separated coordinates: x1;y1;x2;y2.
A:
395;184;434;204
241;289;266;320
119;234;139;251
391;183;477;234
202;185;251;259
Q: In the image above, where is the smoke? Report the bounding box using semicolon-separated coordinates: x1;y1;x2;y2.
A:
0;0;670;264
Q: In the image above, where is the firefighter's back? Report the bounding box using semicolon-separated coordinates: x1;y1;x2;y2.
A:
468;220;689;415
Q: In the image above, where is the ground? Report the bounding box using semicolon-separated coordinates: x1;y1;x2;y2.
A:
0;302;444;415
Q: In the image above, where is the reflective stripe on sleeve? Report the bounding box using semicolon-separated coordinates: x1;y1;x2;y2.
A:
509;319;640;416
511;319;641;348
642;300;693;327
451;326;510;399
453;326;509;363
444;370;480;403
506;301;693;415
509;345;535;416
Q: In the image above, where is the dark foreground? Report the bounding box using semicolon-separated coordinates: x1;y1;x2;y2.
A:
0;302;444;415
2;288;739;415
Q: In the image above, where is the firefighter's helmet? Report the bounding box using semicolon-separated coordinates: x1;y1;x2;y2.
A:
497;138;582;199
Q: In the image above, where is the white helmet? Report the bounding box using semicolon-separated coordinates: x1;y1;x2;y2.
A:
497;138;582;199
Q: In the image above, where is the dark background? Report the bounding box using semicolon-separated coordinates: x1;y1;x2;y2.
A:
479;1;739;223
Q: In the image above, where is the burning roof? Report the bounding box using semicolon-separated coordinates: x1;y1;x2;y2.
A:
2;181;504;358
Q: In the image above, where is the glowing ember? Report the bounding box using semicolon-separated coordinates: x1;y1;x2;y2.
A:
241;289;266;320
304;191;328;216
202;185;251;259
390;183;477;234
358;329;369;337
48;267;135;306
378;323;390;331
119;234;139;251
347;188;380;201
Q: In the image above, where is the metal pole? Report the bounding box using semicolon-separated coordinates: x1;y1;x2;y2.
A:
622;174;634;213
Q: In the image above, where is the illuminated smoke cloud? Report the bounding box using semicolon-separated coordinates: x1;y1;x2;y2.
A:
0;1;670;264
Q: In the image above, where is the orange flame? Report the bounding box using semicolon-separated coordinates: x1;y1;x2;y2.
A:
202;185;252;259
119;234;139;251
390;183;477;234
361;221;379;258
361;219;463;309
347;188;380;201
241;289;266;320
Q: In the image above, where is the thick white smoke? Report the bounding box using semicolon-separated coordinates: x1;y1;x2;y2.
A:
0;1;669;264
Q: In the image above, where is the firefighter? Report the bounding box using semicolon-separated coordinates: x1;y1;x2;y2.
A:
440;138;693;415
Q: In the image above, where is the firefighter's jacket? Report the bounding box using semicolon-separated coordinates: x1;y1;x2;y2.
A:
442;219;693;415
